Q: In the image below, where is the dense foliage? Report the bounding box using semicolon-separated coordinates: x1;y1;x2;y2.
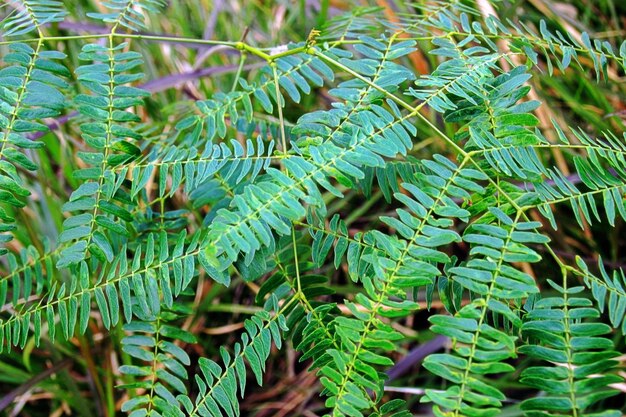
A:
0;1;625;416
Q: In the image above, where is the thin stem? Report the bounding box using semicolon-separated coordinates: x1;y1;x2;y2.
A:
560;268;579;417
230;52;247;93
271;63;288;154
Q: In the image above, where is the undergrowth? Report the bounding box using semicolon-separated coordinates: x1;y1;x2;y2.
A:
0;1;625;416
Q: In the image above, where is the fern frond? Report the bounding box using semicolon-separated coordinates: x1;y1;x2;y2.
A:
519;279;621;416
131;134;277;200
179;298;288;417
319;7;383;42
575;257;626;335
0;231;200;352
391;1;477;36
321;157;486;417
119;307;195;416
294;35;415;148
423;209;545;417
0;240;55;314
406;52;504;114
451;67;545;180
0;42;69;252
58;41;147;267
405;9;626;79
87;0;166;32
1;0;66;37
530;125;626;229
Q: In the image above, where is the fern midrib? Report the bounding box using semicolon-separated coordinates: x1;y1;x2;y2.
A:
82;35;118;259
330;157;469;416
325;13;357;46
293;220;377;256
274;252;340;350
18;0;45;37
470;142;626;156
535;182;626;208
131;153;285;176
561;273;579;417
445;29;626;70
400;0;460;36
146;314;163;414
442;55;525;415
110;0;135;33
569;265;626;305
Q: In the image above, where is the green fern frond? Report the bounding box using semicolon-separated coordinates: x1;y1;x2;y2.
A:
131;134;276;200
0;231;200;352
87;0;166;32
423;209;545;417
404;9;626;79
0;239;54;313
179;298;288;417
519;279;621;417
1;0;66;36
321;157;487;417
318;7;383;42
0;42;69;252
58;41;147;267
575;257;626;335
391;0;476;36
530;125;626;229
119;307;195;416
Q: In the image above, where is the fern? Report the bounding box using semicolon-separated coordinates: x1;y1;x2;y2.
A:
58;40;146;267
0;1;625;416
423;209;545;417
180;296;288;417
1;0;66;37
519;278;621;417
119;307;195;416
87;0;165;32
0;41;69;252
